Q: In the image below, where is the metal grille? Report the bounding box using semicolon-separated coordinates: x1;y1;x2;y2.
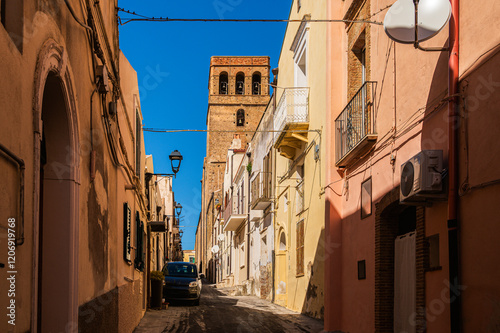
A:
335;81;376;164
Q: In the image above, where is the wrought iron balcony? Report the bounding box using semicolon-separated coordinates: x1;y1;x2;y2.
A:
335;81;377;167
251;172;272;210
273;88;310;158
223;195;247;232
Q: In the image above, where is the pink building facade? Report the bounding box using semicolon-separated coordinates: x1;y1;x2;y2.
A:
325;0;500;332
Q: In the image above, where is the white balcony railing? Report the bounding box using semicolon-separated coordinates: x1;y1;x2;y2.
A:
273;88;309;142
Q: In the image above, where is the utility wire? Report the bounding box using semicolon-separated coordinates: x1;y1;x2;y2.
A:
143;128;321;134
117;7;383;25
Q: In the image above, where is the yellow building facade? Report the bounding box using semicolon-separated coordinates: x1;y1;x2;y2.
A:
272;0;327;319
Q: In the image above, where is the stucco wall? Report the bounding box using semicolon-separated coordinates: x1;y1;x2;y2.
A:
325;0;500;332
273;0;327;319
0;2;147;331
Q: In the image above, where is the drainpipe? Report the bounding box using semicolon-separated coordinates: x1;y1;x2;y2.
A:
145;175;152;308
448;0;461;331
246;153;251;282
0;143;25;246
272;128;277;303
146;225;151;308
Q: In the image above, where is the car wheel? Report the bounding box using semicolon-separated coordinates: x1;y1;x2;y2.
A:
193;298;200;306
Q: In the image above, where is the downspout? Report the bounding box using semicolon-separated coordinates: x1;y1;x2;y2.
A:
203;175;206;276
145;174;152;308
272;126;277;303
146;225;151;307
212;194;215;283
246;154;251;281
270;70;278;303
448;0;461;331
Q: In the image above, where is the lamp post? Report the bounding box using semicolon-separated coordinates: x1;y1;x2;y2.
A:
169;150;183;177
175;203;183;217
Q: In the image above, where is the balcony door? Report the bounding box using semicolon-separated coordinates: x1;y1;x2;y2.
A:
293;20;309;120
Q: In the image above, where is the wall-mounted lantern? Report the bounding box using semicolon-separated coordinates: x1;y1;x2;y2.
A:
169;150;183;177
175;203;183;216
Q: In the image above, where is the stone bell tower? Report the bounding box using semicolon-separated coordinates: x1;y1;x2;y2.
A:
199;56;270;278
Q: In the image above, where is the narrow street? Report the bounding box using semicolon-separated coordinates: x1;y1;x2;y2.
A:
134;283;324;333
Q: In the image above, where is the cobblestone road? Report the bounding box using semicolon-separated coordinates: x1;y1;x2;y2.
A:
134;283;324;333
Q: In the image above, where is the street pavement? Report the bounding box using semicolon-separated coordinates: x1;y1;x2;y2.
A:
134;282;324;333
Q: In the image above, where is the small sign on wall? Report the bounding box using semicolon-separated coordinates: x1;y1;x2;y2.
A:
124;203;132;263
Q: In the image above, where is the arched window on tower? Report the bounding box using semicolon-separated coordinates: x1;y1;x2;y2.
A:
236;109;245;127
219;72;228;95
236;72;245;95
252;72;261;95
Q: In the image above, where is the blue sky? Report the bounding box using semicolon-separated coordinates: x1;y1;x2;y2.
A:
118;0;293;250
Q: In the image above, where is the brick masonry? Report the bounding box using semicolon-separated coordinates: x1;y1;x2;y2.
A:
374;187;426;333
345;0;371;100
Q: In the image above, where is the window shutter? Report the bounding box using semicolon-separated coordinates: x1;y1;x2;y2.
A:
296;219;305;275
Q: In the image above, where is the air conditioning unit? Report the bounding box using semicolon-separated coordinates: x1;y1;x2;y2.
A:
400;150;444;204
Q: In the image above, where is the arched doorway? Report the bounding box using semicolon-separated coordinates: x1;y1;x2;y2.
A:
275;229;288;306
33;40;79;332
374;188;426;333
38;72;77;331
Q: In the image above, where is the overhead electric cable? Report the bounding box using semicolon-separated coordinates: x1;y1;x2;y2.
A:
143;128;321;134
117;7;383;25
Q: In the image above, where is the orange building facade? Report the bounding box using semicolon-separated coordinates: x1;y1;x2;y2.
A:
0;1;155;332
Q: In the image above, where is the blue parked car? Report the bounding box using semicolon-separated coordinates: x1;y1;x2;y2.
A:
162;262;202;305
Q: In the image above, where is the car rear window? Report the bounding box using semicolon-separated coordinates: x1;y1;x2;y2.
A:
163;264;198;278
